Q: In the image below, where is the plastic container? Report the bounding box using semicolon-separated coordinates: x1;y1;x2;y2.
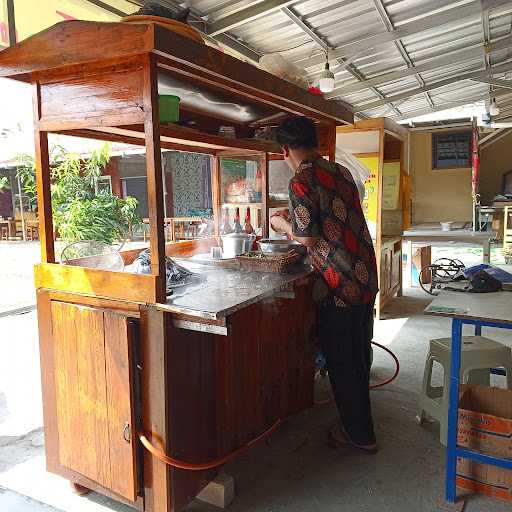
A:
159;95;180;124
440;221;454;231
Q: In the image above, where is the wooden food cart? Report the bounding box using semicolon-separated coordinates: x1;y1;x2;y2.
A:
336;119;410;317
0;20;352;512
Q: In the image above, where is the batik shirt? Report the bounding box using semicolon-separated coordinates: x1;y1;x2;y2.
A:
289;156;378;307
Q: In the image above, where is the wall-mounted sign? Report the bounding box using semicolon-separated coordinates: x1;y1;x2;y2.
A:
382;162;401;210
356;155;379;240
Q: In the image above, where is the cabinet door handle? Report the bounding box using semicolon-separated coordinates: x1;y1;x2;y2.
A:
123;422;131;443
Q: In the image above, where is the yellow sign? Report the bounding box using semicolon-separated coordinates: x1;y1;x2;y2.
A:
13;0;137;43
356;156;379;240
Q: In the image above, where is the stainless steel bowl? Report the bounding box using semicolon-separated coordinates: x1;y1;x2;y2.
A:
257;238;306;256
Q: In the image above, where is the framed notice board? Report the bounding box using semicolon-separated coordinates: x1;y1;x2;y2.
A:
383;162;401;210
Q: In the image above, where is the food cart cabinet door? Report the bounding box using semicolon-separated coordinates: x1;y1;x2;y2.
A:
50;302;137;502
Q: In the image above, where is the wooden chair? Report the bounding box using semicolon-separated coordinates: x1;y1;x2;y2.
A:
25;223;39;241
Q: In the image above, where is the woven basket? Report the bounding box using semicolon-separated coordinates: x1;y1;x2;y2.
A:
236;251;302;274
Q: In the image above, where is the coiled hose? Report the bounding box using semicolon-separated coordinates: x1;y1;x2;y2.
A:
139;341;399;470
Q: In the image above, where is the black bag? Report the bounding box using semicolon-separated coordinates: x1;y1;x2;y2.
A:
468;270;502;293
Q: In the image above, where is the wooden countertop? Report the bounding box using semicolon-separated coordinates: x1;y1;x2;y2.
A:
156;261;313;320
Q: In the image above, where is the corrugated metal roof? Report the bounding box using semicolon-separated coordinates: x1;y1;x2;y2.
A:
164;0;512;121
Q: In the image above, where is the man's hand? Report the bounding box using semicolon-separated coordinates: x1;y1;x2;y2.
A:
270;214;292;236
270;210;318;248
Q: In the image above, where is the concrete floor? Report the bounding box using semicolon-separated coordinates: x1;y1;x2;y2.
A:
1;242;511;512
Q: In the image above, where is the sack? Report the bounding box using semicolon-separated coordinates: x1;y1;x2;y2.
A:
335;147;370;200
468;270;502;293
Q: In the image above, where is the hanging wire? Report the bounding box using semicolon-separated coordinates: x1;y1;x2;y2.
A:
266;40;315;54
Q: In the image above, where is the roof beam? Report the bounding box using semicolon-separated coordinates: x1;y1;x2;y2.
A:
356;61;512;113
396;103;479;123
371;0;434;108
281;6;327;50
207;0;296;36
295;0;512;70
472;77;512;89
394;87;512;122
482;0;511;9
149;0;262;62
479;128;512;149
327;34;512;99
83;0;127;17
481;0;493;102
280;5;399;116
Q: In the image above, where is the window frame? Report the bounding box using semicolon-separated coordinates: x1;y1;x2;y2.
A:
431;130;472;171
95;175;112;195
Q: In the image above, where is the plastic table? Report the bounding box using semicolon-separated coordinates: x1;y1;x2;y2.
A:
424;291;512;503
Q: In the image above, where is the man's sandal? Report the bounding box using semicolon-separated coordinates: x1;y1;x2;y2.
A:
329;424;378;455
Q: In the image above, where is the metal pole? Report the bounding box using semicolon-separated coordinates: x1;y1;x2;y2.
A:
471;118;480;232
16;173;26;241
445;318;463;503
6;0;16;47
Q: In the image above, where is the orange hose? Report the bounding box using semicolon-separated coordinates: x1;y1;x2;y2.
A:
140;345;399;468
368;341;400;389
314;341;400;405
139;418;283;471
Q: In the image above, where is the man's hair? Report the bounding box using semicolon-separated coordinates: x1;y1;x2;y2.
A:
276;116;318;149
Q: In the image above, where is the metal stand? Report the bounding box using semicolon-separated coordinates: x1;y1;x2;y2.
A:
445;318;512;503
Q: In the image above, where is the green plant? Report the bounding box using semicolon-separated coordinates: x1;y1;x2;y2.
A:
16;143;141;245
16;153;38;211
0;176;10;193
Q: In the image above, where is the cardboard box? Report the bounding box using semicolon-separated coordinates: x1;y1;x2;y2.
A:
411;244;431;286
456;386;512;503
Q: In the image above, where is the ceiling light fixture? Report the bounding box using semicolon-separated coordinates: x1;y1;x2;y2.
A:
489;98;500;116
318;52;335;93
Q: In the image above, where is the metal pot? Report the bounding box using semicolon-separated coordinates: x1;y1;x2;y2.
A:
221;233;256;257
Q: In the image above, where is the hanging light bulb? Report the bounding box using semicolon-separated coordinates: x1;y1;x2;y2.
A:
489;98;500;116
318;52;335;93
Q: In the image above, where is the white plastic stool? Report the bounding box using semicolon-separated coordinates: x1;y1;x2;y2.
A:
417;336;512;445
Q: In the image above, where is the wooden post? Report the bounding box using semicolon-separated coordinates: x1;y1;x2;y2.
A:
212;156;221;238
33;82;55;263
261;153;269;238
6;0;16;47
140;306;171;512
327;124;336;162
142;54;166;302
375;128;385;319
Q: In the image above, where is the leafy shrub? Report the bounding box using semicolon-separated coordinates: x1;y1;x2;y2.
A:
0;176;10;193
16;143;141;244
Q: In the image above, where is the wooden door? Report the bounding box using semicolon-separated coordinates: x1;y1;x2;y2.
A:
380;247;391;293
51;302;137;502
390;243;402;291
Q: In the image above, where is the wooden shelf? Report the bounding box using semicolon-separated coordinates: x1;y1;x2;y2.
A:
72;124;281;155
222;203;263;209
268;199;288;209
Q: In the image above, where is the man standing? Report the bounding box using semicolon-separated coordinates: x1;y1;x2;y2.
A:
270;116;379;452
